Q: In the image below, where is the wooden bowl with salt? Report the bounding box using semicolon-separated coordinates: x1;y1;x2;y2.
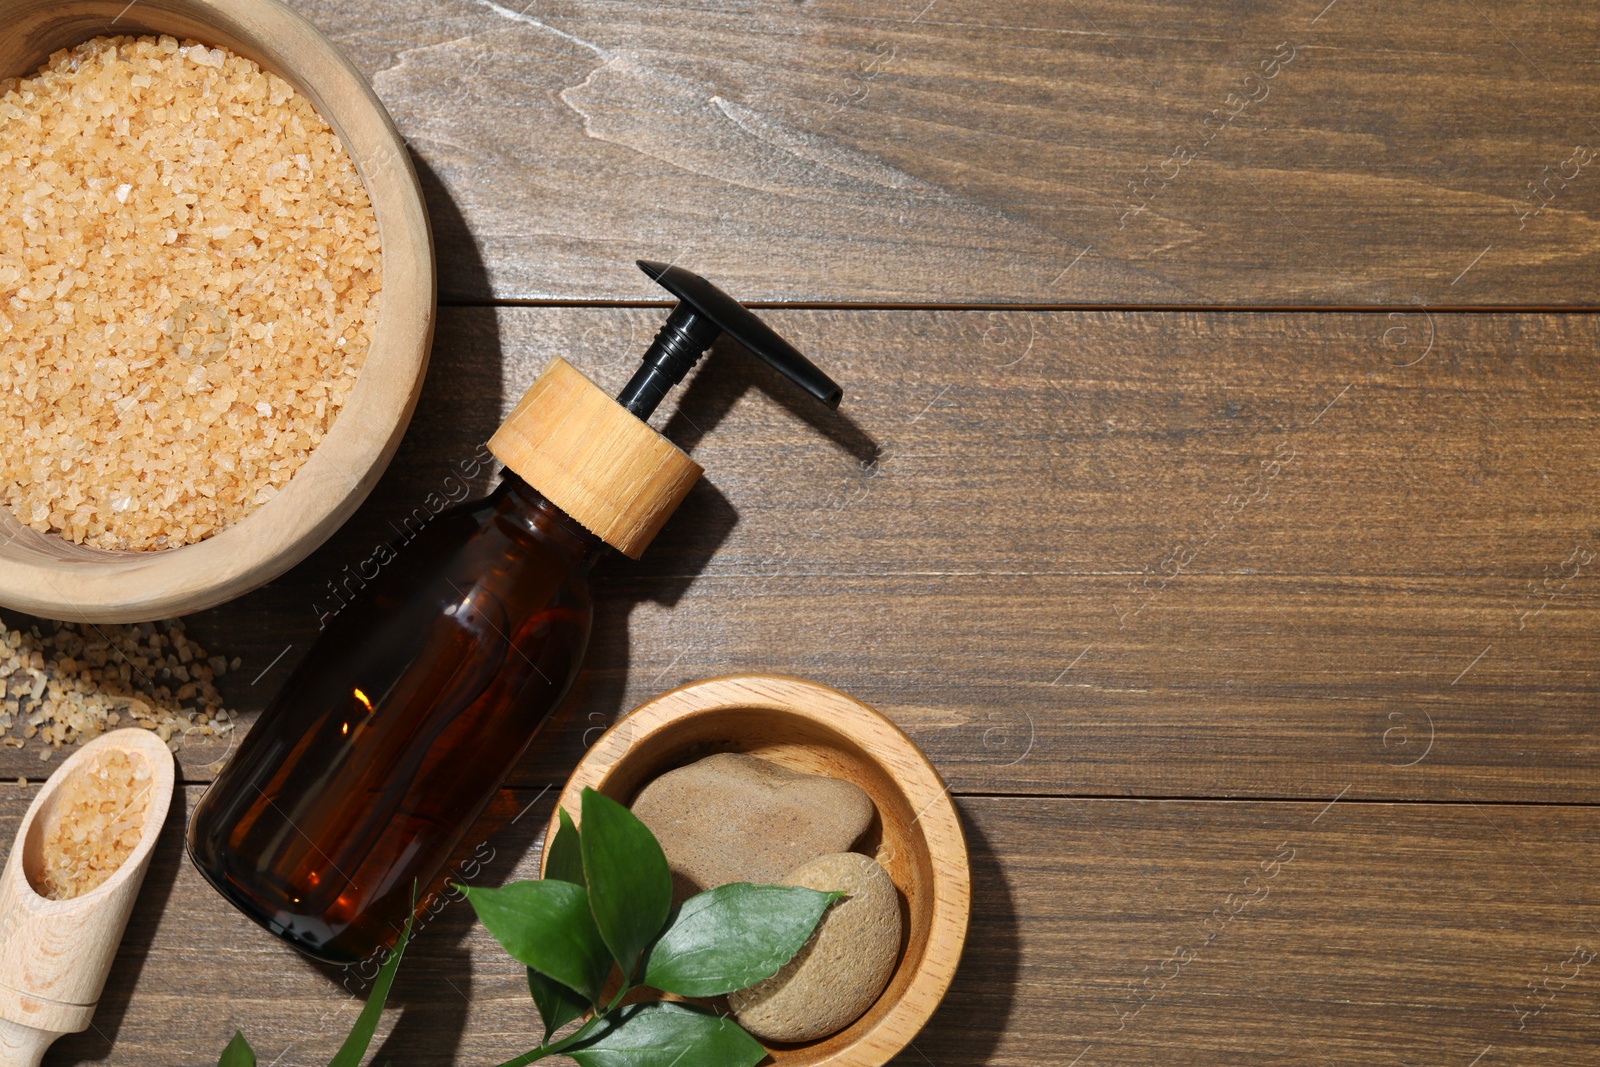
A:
548;675;971;1067
0;0;434;622
0;728;176;1066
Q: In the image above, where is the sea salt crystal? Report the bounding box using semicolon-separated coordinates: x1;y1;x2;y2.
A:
0;617;239;778
35;749;152;899
0;35;379;551
183;44;225;68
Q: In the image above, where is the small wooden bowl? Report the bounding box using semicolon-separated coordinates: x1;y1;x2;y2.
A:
546;675;970;1067
0;728;176;1066
0;0;434;623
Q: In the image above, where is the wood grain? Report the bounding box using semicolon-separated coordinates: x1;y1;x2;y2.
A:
12;788;1597;1065
918;795;1600;1066
4;306;1585;803
278;0;1600;306
6;2;1598;1060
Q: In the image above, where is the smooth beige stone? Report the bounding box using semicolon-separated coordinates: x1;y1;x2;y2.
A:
729;852;902;1043
630;752;874;902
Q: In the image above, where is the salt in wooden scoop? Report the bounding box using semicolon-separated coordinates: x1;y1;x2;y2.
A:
0;729;175;1066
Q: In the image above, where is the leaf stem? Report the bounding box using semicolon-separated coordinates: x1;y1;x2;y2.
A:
491;981;634;1067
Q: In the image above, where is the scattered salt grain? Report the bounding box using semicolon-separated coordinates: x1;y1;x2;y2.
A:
0;614;237;760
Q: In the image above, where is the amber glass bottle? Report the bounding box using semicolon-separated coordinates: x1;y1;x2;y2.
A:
188;261;841;964
188;475;602;962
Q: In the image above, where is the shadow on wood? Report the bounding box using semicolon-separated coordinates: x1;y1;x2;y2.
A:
512;475;739;796
887;806;1017;1066
663;335;880;467
391;783;569;1063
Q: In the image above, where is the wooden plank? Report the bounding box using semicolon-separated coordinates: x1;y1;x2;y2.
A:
922;796;1600;1065
5;308;1599;801
20;789;1600;1064
274;0;1600;305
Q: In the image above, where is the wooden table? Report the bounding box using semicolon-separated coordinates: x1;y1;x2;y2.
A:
8;0;1600;1062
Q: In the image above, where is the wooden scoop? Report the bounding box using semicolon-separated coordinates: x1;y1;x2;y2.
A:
0;729;175;1067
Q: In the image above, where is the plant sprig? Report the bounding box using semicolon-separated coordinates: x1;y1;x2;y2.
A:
211;790;835;1067
216;904;413;1067
463;788;838;1067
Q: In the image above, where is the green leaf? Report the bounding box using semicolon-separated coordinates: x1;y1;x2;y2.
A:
546;807;585;888
327;911;412;1067
463;880;610;1002
218;1031;256;1067
642;883;840;997
566;1002;766;1067
527;967;589;1042
579;788;671;977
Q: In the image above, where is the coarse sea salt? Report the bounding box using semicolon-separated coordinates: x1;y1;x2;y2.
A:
35;748;152;900
0;614;238;762
0;35;382;551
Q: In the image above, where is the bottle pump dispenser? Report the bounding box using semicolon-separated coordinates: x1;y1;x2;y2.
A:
188;261;842;963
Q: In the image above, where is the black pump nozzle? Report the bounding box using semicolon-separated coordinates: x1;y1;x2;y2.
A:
615;260;843;420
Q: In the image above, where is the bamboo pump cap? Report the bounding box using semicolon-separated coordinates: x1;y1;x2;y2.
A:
489;359;701;559
489;261;844;560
